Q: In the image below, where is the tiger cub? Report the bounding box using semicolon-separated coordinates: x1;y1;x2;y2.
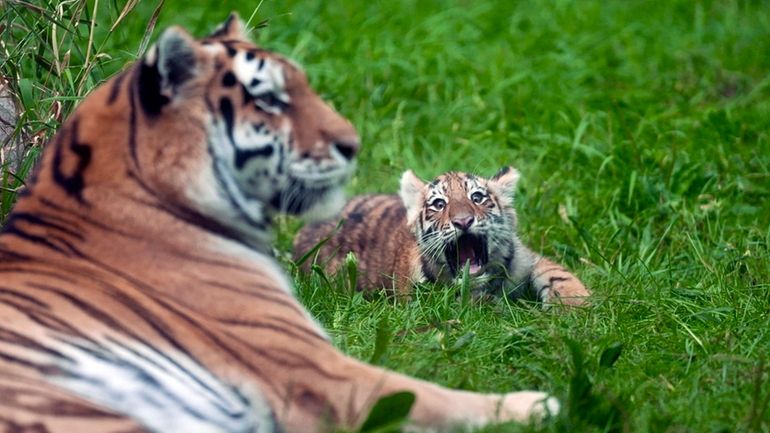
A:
294;167;590;305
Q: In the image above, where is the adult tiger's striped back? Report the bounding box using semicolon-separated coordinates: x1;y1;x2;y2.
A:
0;14;556;433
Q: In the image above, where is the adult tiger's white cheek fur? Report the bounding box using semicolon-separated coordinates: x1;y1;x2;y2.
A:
298;186;347;222
214;118;289;201
233;53;291;111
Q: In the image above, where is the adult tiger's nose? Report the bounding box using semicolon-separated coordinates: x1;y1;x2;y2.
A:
452;215;475;231
333;137;360;161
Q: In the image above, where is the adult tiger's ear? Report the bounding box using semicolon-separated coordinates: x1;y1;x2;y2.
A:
488;166;521;205
207;12;248;40
399;170;427;226
139;26;199;115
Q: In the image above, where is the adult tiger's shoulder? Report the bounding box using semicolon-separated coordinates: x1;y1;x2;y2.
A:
294;167;591;306
0;13;555;433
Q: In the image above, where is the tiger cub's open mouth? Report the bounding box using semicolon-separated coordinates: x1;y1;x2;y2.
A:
445;233;489;276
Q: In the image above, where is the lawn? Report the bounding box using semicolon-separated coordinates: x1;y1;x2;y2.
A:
2;0;769;432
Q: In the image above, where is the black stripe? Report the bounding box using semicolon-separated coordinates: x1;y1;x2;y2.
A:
51;119;92;203
234;144;274;169
492;166;511;180
0;247;34;262
203;119;270;235
27;283;144;342
375;201;396;226
107;70;128;105
222;41;238;57
0;213;86;258
549;276;569;283
31;246;212;371
241;84;255;106
347;194;388;217
26;309;91;341
101;335;251;414
222;71;237;87
1;220;74;257
216;316;325;347
27;279;239;406
0;380;120;417
0;326;74;362
128;65;142;168
0;350;61;375
37;197;144;241
195;279;306;315
206;16;233;39
108;289;192;360
236;339;350;383
0;287;49;308
4;212;84;240
137;60;169;116
0;268;78;284
220;97;235;143
123;178;267;252
50;337;220;423
145;294;282;397
421;256;437;281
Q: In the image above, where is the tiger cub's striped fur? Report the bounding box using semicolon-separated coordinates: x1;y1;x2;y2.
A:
294;167;590;305
0;14;556;433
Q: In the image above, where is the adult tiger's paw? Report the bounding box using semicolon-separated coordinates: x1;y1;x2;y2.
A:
498;391;560;423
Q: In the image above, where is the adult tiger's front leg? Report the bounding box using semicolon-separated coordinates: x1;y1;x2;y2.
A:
305;352;559;432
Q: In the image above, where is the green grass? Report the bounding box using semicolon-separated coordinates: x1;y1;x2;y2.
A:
2;0;770;432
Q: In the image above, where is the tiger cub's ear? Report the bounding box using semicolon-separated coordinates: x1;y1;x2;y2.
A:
140;26;199;114
488;166;520;207
399;170;427;226
207;12;248;41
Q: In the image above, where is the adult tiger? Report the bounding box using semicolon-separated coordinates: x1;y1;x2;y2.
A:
294;168;590;304
0;14;556;433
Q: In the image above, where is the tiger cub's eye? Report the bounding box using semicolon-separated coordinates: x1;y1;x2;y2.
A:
471;191;486;204
429;198;446;211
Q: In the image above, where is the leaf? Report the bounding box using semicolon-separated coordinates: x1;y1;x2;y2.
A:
17;78;34;109
370;315;392;365
110;0;140;32
447;331;476;354
137;0;165;57
565;338;585;375
599;342;623;368
294;219;344;267
359;391;416;433
310;264;331;288
565;337;592;412
344;251;359;295
459;261;471;308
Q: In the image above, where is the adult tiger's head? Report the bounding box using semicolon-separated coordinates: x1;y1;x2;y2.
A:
25;14;358;248
399;167;521;286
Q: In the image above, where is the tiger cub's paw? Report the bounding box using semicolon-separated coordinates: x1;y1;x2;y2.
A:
540;277;591;308
533;258;591;308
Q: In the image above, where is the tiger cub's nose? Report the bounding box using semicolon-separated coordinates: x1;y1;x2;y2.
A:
452;215;475;231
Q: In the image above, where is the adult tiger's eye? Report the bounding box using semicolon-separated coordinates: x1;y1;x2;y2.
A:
430;198;446;211
471;191;485;204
